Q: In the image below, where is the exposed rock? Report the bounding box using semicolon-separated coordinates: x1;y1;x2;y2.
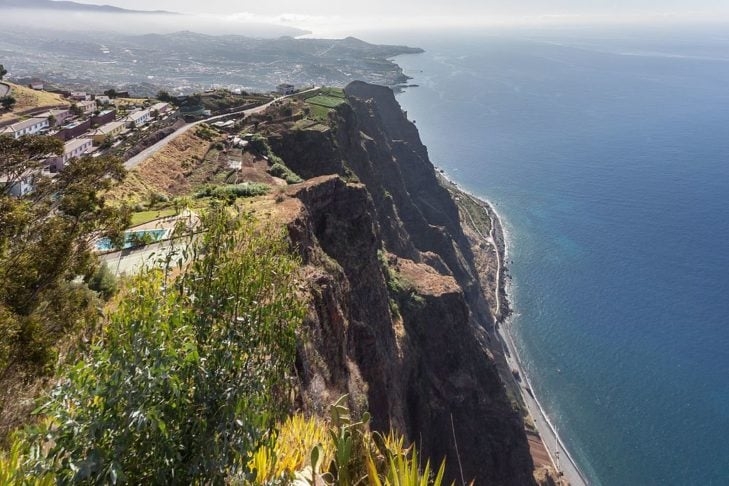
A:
270;82;536;484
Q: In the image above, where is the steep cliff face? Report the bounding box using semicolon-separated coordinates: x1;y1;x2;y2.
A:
270;82;535;485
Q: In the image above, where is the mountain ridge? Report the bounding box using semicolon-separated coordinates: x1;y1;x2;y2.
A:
0;0;178;14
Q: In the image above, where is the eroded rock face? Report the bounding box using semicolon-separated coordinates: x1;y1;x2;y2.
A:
279;83;535;485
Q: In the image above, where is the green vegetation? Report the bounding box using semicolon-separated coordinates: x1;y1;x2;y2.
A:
0;64;6;81
269;161;303;184
194;124;219;141
303;87;347;123
0;96;15;110
248;133;304;184
8;208;304;483
129;208;177;226
156;90;172;102
0;137;450;485
195;182;271;200
246;396;447;485
198;89;271;114
0;135;129;376
378;251;426;315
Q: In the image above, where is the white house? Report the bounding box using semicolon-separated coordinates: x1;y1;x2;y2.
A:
48;138;93;171
150;102;170;115
76;100;96;115
0;117;50;139
125;109;151;128
40;109;72;126
95;95;112;105
0;173;35;197
70;91;89;101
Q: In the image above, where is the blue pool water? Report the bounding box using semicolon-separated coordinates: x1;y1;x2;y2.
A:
385;25;729;485
95;228;170;251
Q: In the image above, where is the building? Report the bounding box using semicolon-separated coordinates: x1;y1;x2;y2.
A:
76;100;96;115
0;173;35;197
276;83;296;95
40;109;71;127
149;102;170;115
125;109;151;128
95;95;112;106
47;138;93;171
29;81;44;91
69;91;89;101
0;117;50;139
91;109;116;127
54;119;92;141
91;121;125;145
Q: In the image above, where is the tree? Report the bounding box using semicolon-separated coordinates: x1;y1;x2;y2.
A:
0;96;15;111
26;207;304;483
0;135;129;374
0;64;6;81
156;90;171;102
69;103;83;116
103;88;118;99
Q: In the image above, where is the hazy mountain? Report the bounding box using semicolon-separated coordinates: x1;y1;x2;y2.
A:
0;1;308;37
0;0;177;14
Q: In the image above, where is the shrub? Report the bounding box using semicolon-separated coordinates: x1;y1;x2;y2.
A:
269;162;303;184
23;208;305;483
195;183;270;200
87;263;117;300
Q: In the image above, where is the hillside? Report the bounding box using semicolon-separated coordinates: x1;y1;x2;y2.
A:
0;82;555;484
0;83;69;123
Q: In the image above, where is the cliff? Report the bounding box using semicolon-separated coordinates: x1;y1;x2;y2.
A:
264;82;537;484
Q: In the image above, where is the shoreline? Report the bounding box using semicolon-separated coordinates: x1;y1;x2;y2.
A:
440;172;589;486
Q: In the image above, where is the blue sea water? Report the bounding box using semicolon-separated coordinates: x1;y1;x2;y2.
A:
386;26;729;485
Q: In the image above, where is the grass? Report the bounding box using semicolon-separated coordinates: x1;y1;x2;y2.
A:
0;83;69;122
305;104;334;123
306;95;346;109
301;87;346;123
129;208;177;227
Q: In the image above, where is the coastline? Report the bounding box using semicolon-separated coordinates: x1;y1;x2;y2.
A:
440;172;589;486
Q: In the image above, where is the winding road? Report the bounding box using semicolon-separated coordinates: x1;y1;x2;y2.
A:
460;192;503;317
124;87;319;170
458;190;588;486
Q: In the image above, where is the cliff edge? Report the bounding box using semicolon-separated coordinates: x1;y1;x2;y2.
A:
261;81;537;484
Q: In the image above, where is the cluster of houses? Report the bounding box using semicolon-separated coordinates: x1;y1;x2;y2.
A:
1;91;173;196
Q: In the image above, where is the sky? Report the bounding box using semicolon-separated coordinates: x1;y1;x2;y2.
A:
54;0;729;37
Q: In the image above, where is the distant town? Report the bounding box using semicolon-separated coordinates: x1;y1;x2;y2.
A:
0;27;422;96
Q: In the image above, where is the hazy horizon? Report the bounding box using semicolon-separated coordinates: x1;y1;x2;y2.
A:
5;0;729;39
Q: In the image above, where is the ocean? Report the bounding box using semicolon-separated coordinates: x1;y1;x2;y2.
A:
382;25;729;485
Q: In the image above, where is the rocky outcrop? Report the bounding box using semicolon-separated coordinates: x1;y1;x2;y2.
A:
274;82;535;485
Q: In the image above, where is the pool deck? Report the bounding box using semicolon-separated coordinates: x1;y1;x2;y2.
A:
99;210;199;275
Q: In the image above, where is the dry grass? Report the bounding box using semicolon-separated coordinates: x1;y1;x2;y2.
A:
109;130;216;203
0;83;69;122
114;97;149;107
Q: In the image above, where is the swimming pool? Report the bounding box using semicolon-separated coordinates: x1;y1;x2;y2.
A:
95;228;170;252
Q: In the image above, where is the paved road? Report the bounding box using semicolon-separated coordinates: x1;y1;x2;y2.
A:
0;83;10;98
124;87;318;170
